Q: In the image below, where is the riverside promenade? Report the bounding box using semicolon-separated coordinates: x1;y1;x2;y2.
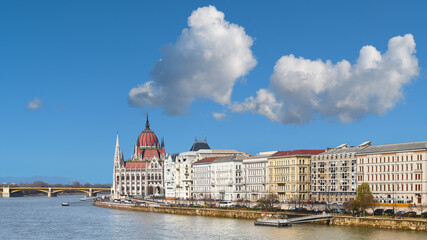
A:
93;201;427;231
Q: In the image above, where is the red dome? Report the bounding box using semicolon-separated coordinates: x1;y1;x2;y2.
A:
134;115;165;159
137;129;159;147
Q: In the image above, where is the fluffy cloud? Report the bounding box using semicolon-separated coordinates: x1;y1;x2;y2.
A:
129;5;257;115
212;112;227;120
232;34;419;124
26;97;43;110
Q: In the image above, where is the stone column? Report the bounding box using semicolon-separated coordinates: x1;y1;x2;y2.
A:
48;187;52;197
2;186;10;198
88;188;93;197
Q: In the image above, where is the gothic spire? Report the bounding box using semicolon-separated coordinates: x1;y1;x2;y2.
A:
145;114;150;129
114;133;121;166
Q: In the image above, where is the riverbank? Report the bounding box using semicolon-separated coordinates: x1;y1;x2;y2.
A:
93;202;427;231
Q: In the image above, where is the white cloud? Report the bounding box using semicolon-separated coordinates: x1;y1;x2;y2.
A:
232;34;419;124
129;5;257;115
26;97;43;110
212;112;226;120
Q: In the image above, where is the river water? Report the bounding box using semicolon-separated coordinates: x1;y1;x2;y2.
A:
0;195;425;240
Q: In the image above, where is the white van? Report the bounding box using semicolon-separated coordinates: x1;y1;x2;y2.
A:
219;201;232;207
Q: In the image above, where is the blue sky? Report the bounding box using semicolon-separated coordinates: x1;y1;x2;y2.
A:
1;1;426;183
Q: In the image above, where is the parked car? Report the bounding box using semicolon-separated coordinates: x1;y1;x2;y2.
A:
384;209;394;216
396;211;406;215
421;212;427;218
373;209;385;216
405;211;417;216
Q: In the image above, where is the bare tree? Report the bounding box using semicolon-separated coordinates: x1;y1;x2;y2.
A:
417;204;425;214
258;193;279;209
72;181;81;188
33;181;49;187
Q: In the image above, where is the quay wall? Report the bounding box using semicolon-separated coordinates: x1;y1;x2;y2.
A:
330;216;427;231
93;202;299;220
93;202;427;231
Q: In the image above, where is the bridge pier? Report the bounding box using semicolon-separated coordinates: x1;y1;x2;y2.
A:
47;187;57;197
2;186;10;198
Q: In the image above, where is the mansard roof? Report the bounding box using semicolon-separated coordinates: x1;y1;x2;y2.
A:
357;141;427;155
189;139;211;151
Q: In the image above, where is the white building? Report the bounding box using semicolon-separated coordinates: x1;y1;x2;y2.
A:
192;157;217;201
174;137;245;200
357;141;427;206
111;116;166;199
193;155;248;201
242;151;276;201
163;154;177;199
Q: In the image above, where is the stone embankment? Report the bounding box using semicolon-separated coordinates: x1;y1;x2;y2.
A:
330;216;427;231
93;202;427;231
93;201;298;219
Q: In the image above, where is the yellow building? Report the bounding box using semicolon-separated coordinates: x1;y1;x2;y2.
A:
268;150;324;202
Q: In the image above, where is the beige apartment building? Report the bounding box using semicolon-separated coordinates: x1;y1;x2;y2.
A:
268;150;324;202
357;141;427;206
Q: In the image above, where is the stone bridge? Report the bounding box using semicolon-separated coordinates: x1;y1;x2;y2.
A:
1;186;110;197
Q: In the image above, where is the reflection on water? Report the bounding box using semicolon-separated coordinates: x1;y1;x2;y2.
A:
0;196;425;239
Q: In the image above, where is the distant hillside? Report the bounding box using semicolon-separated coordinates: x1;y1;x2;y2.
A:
0;176;87;185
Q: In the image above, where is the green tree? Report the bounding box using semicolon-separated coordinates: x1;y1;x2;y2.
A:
355;183;374;212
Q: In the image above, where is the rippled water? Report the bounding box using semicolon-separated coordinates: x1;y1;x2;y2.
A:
0;195;425;239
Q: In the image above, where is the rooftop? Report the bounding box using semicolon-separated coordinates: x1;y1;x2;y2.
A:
357;141;427;154
189;137;211;151
271;150;325;157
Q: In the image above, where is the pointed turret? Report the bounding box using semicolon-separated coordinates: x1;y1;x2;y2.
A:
114;133;122;167
145;114;150;130
161;137;165;154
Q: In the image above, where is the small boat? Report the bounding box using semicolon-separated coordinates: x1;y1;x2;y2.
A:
62;202;70;206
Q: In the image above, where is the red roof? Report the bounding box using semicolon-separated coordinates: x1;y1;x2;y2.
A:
125;162;147;169
194;157;218;164
271;150;324;157
142;149;161;159
137;129;159;148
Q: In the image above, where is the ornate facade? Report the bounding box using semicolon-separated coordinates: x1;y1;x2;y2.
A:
242;152;276;201
193;155;247;201
111;116;166;199
268;150;324;202
357;141;427;206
